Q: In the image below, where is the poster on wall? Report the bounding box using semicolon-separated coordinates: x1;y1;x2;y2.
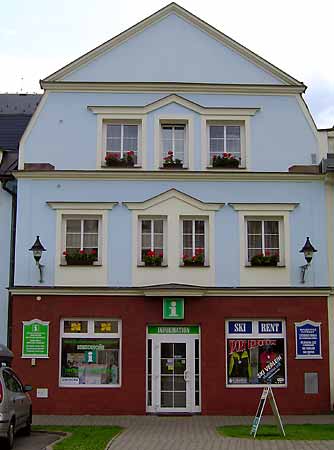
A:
295;320;322;359
22;319;49;358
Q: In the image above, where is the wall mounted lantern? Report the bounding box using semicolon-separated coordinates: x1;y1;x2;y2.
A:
29;236;46;283
299;237;317;283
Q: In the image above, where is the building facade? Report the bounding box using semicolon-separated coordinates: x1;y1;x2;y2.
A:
10;4;334;415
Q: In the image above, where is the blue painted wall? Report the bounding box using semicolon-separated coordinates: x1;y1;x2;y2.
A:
0;188;11;344
14;178;327;288
62;14;281;85
23;92;318;172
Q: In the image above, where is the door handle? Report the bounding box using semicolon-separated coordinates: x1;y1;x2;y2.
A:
183;370;190;382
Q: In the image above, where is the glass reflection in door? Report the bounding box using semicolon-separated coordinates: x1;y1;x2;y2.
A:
160;342;186;408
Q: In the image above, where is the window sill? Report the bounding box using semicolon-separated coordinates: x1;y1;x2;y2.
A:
137;264;168;268
159;166;188;170
245;264;286;268
101;165;142;169
60;263;103;267
179;264;210;268
207;166;246;170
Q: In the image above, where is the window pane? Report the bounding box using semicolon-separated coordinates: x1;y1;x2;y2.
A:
264;235;279;250
84;220;98;233
247;221;261;234
174;126;185;139
162;127;173;139
210;126;224;139
123;137;138;152
195;220;204;234
141;234;151;248
106;138;121;152
226;126;240;138
183;235;192;248
61;338;120;385
226;139;241;156
83;234;98;248
248;235;262;249
94;320;118;333
66;234;81;248
183;220;192;234
154;234;163;248
183;249;192;258
264;221;279;234
66;220;81;233
64;320;88;333
142;220;152;233
195;235;204;249
123;125;138;138
153;220;163;234
107;124;121;138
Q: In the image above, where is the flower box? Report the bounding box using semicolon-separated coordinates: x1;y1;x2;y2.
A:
143;250;163;267
105;151;135;168
183;260;204;266
162;162;183;169
63;249;97;266
212;153;240;168
182;249;205;266
250;253;279;267
163;151;183;169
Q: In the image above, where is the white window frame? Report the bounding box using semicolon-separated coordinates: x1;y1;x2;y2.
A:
62;215;103;265
207;121;245;167
225;319;287;388
180;217;209;266
160;123;187;168
59;318;122;388
246;218;282;265
138;216;167;266
103;120;141;166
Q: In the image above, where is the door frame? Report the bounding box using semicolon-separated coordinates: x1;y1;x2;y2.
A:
146;325;201;414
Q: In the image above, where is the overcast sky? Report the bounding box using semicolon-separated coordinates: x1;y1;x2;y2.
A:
1;0;333;128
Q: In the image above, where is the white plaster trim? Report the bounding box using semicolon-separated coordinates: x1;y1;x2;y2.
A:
230;203;298;211
14;171;325;182
18;92;48;170
88;95;260;116
42;4;303;86
153;114;194;170
42;82;306;94
296;95;320;142
124;188;224;211
10;287;330;296
47;202;117;210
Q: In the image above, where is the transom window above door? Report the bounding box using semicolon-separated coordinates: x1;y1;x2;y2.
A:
161;124;186;168
208;124;241;166
105;123;139;166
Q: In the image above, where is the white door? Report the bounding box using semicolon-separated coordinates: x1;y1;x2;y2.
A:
147;328;201;414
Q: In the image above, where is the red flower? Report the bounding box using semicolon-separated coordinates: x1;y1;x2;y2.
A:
167;150;173;155
265;250;271;256
63;251;67;256
159;253;163;258
127;151;134;156
90;249;97;255
195;248;203;255
212;155;217;160
223;153;228;158
79;250;85;254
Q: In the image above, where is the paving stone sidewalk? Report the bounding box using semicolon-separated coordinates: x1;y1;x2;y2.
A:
33;415;334;450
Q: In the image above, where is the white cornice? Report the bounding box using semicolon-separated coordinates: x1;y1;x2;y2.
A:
41;3;303;87
41;82;306;95
229;203;299;211
88;95;260;116
124;188;224;211
47;202;117;210
14;170;325;182
10;286;330;297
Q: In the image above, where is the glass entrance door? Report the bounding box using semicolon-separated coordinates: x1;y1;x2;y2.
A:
160;342;187;409
147;329;201;414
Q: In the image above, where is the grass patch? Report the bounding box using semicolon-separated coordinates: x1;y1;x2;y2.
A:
217;424;334;440
33;425;122;450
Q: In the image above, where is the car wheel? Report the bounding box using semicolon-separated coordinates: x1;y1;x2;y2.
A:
21;411;32;436
4;420;15;449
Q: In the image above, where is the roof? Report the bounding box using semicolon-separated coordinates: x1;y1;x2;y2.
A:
42;2;304;88
0;94;41;177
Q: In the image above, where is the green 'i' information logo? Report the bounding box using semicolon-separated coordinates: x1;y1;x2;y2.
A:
163;298;184;320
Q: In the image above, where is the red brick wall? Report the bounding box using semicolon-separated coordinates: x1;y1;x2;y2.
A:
11;294;330;415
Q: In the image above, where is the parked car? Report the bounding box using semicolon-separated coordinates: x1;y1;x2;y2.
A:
0;346;32;449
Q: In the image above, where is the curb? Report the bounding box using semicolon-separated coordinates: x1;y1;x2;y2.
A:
43;431;72;450
105;429;123;449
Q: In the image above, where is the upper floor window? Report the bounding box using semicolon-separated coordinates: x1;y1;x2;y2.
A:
208;124;242;168
63;217;101;265
161;124;186;169
247;219;280;266
140;218;166;266
105;123;139;167
182;219;207;266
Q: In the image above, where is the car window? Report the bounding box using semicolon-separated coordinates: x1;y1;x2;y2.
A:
3;370;23;393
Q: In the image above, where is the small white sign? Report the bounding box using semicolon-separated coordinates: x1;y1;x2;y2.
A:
36;388;48;398
60;377;79;385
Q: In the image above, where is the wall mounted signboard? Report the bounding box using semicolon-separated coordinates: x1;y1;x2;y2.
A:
163;298;184;320
295;320;322;359
22;319;49;358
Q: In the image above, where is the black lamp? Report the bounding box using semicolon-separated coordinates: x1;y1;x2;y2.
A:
299;237;317;283
29;236;46;283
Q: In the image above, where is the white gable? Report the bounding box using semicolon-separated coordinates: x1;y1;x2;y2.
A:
61;13;282;85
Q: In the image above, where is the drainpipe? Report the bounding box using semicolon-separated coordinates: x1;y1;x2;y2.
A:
1;178;17;348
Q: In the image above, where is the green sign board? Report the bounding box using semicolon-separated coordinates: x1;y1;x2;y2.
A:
22;319;49;358
163;298;184;320
148;325;199;335
84;350;97;363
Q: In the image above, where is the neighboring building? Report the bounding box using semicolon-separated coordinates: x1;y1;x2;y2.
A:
10;4;334;415
0;94;41;345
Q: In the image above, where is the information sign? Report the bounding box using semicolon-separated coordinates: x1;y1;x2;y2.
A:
250;386;285;438
295;320;322;359
22;319;49;358
148;325;199;335
163;298;184;319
